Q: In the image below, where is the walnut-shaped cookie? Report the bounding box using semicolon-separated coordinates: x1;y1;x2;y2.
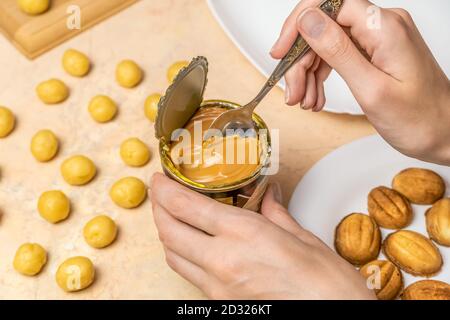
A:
392;168;445;204
360;260;403;300
383;230;442;277
368;186;412;229
335;213;381;266
402;280;450;300
426;198;450;246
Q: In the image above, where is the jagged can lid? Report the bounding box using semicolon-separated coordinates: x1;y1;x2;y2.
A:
155;56;208;141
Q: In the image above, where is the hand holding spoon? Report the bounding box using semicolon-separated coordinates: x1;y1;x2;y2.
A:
207;0;344;134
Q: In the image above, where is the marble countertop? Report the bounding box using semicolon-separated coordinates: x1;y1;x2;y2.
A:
0;0;375;299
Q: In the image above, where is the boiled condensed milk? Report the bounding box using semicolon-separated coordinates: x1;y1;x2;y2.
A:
155;57;271;211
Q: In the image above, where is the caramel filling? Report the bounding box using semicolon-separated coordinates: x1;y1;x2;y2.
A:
169;106;260;187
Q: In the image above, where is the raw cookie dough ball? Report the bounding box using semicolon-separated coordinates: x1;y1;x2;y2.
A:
144;93;161;122
426;198;450;246
13;243;47;276
0;106;15;138
167;61;189;83
83;215;118;248
360;260;403;300
88;95;117;123
61;155;96;186
116;60;143;88
120;138;150;167
62;49;91;77
30;129;59;162
36;79;69;104
56;256;95;292
110;177;147;209
17;0;50;15
38;190;70;223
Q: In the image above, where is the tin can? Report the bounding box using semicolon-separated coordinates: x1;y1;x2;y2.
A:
155;57;271;211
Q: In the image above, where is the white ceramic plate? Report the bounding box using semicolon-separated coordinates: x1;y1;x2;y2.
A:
207;0;450;114
288;135;450;290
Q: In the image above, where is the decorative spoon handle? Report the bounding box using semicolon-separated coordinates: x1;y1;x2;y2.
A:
243;0;344;113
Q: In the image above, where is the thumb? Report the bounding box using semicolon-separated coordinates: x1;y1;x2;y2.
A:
261;183;305;238
296;8;382;94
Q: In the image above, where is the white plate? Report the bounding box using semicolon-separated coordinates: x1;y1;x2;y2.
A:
207;0;450;114
288;135;450;289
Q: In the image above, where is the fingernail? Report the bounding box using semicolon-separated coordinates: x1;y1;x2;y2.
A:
273;182;283;203
297;9;326;39
300;98;307;109
149;172;163;194
149;179;153;190
147;188;153;203
149;174;155;190
285;87;290;104
270;39;279;54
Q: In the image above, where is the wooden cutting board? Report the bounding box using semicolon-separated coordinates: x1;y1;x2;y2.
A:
0;0;138;59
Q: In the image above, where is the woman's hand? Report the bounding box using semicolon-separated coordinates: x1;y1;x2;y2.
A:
150;173;375;300
272;0;450;165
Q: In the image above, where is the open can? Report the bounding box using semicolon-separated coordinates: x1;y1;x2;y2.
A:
155;57;271;211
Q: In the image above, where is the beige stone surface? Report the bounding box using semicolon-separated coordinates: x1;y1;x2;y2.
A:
0;0;375;299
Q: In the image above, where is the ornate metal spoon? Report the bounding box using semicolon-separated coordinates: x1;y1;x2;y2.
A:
207;0;344;134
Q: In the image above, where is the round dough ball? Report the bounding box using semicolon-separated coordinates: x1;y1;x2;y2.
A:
13;243;47;276
61;155;97;186
83;215;118;249
17;0;50;15
110;177;147;209
167;61;189;83
38;190;70;223
120;138;150;167
144;93;161;122
55;256;95;292
62;49;91;77
36;79;69;104
0;106;15;138
88;95;117;123
30;129;59;162
116;60;143;88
